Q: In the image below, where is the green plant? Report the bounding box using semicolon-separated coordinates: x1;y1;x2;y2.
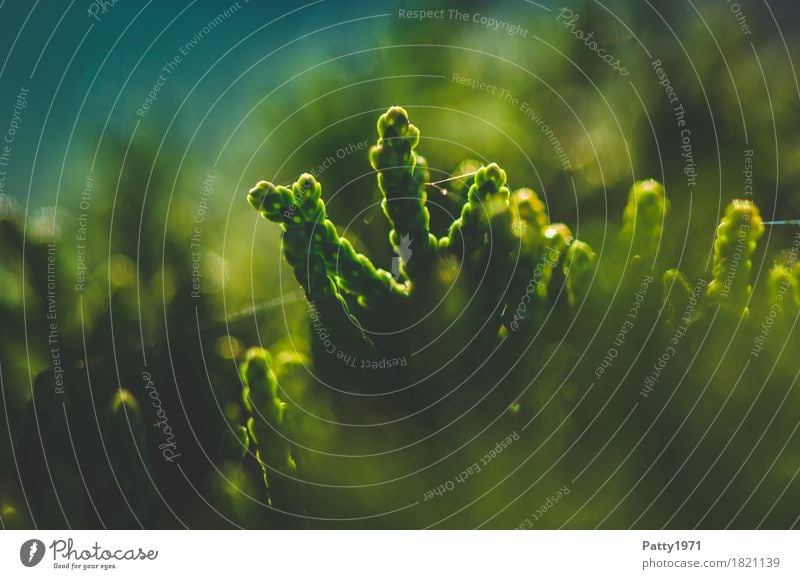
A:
247;106;593;337
240;348;299;513
242;106;800;528
705;199;764;317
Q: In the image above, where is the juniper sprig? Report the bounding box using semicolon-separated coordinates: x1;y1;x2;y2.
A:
70;100;794;530
369;106;438;283
621;179;670;261
502;187;553;328
536;223;573;300
511;187;549;251
240;347;297;508
248;173;406;305
662;268;693;330
705;198;764;315
793;263;800;308
440;162;511;258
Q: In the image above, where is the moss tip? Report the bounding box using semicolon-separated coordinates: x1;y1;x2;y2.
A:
473;163;507;196
247;180;274;210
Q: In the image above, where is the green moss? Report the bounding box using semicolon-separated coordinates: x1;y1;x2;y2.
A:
240;347;296;507
621;179;669;261
705;199;764;316
564;240;596;308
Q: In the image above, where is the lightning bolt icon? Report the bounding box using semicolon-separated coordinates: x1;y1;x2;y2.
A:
391;235;413;280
